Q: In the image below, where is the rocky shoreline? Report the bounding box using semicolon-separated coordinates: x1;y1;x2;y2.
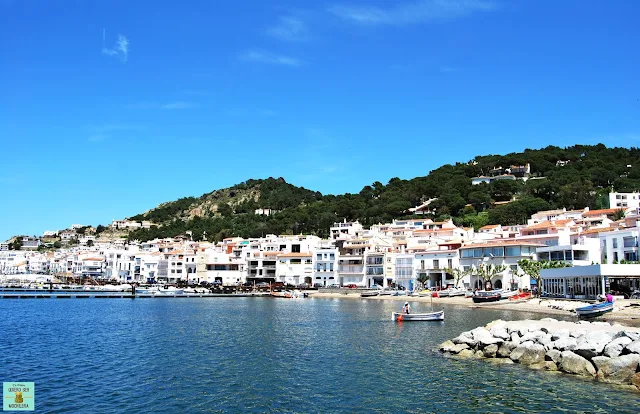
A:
439;319;640;391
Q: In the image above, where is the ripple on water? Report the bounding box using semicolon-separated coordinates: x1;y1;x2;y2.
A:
1;298;639;413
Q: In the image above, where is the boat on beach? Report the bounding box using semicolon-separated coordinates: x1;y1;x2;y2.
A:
392;310;444;321
508;292;532;301
472;290;502;303
500;290;519;299
575;301;614;318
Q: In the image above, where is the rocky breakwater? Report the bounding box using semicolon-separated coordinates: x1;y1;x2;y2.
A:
439;318;640;390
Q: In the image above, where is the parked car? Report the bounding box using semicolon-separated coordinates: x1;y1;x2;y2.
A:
256;282;269;287
313;283;325;288
327;283;340;288
345;284;358;289
272;282;285;288
297;282;310;289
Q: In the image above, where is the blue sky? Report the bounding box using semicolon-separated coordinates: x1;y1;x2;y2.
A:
1;0;638;240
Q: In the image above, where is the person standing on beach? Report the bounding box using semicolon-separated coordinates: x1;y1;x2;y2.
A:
605;292;614;303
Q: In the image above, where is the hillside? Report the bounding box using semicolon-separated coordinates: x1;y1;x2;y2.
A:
127;144;640;242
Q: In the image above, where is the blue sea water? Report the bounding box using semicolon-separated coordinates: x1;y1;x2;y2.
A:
1;297;639;413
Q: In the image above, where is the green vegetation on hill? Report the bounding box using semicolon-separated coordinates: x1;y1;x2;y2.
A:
127;144;640;242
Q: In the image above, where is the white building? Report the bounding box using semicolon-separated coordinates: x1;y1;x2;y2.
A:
414;243;461;289
330;220;364;241
313;246;338;287
277;252;314;286
610;192;640;210
600;228;639;263
459;241;540;290
196;249;243;285
541;264;640;300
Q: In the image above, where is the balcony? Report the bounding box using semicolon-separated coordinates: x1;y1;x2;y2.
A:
338;265;364;274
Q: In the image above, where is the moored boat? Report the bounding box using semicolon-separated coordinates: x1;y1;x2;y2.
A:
392;310;444;321
360;290;379;297
575;301;613;318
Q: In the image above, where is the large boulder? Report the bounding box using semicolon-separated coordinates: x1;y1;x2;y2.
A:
623;331;640;342
559;351;596;377
457;349;475;358
439;340;455;352
509;341;534;362
553;336;577;351
591;356;610;370
551;330;570;341
519;343;546;366
570;329;587;338
594;354;640;385
471;327;503;347
483;344;499;358
452;332;476;347
625;340;640;355
538;334;553;349
603;337;633;358
449;343;471;354
490;326;510;341
520;330;546;343
497;342;517;358
510;332;521;345
574;332;614;360
545;349;562;364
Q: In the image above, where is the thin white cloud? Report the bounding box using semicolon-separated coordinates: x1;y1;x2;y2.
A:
102;29;129;62
267;16;309;42
86;123;146;143
328;0;497;25
239;49;301;67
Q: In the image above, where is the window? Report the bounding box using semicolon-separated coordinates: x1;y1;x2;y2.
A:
291;259;302;264
292;244;301;253
613;238;618;248
505;246;521;256
433;260;439;269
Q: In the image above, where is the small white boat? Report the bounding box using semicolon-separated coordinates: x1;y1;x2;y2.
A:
155;286;185;295
392;310;444;321
360;290;380;297
500;290;519;299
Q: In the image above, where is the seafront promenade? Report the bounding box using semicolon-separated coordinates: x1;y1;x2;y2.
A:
310;291;640;327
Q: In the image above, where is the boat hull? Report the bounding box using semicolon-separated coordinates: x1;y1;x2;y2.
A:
472;294;501;303
576;302;613;318
392;310;444;321
360;291;380;297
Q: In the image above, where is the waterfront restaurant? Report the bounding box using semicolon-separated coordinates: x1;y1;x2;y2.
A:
540;264;640;300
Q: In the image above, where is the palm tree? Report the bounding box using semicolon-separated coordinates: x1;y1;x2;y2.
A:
612;208;626;221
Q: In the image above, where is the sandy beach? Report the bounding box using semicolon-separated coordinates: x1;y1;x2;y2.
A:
309;291;640;327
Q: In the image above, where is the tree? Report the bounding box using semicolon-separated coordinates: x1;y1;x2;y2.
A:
96;225;106;234
11;238;22;250
612;208;626;221
445;267;472;289
86;239;94;247
53;241;62;249
417;273;429;289
474;263;507;290
517;259;572;296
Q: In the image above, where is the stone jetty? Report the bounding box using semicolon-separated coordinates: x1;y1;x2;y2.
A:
439;319;640;390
